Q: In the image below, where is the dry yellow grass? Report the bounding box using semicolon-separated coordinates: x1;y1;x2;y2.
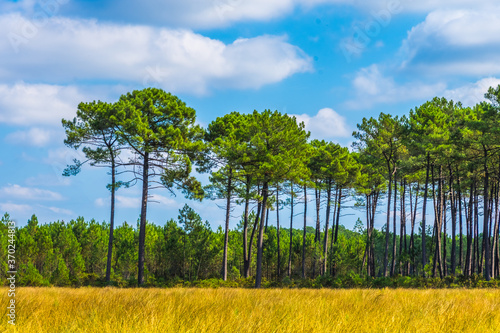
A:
1;287;500;332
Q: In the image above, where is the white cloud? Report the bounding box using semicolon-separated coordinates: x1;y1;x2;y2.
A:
5;127;55;146
0;202;32;213
46;206;73;215
399;9;500;77
1;14;312;95
292;108;350;139
8;0;498;29
25;173;72;187
346;65;445;109
150;194;179;207
0;83;84;126
1;184;63;201
95;198;106;207
443;77;500;107
96;194;179;209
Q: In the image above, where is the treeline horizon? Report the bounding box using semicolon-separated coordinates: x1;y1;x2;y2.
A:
1;210;497;288
4;84;500;288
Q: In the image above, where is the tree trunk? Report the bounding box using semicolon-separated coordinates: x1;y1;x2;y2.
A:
222;168;232;281
384;163;393;277
483;147;491;281
399;179;406;275
457;173;463;273
255;182;269;288
449;165;457;275
245;200;261;278
243;177;250;278
332;187;342;276
302;184;307;279
105;155;116;284
138;151;149;286
323;180;332;275
288;183;294;277
391;175;397;276
492;181;499;279
315;187;321;242
421;153;430;276
276;187;281;279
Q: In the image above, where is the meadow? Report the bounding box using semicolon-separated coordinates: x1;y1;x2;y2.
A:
2;287;500;332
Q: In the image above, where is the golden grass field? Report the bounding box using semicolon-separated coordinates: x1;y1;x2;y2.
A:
1;287;500;332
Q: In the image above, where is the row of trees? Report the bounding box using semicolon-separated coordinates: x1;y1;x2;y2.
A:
58;86;500;287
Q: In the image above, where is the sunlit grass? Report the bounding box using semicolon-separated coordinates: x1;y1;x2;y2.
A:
2;287;500;332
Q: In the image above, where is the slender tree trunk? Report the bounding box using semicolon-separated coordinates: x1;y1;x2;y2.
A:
421;153;430;276
138;151;149;286
492;181;499;279
265;207;269;233
245;196;261;278
365;194;371;277
466;182;473;276
315;187;321;242
302;184;307;279
334;188;342;244
473;187;479;274
431;164;438;278
384;165;393;277
457;173;463;273
222;169;232;281
443;190;447;277
449;166;457;275
323;180;332;275
255;182;269;288
483;147;491;281
288;183;294;277
399;179;406;275
243;177;250;278
438;165;444;278
276;187;281;279
330;186;338;275
409;183;418;276
332;187;342;276
105;156;116;284
371;192;378;277
391;175;397;276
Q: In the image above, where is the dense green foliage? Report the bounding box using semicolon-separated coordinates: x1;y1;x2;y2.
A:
2;211;499;288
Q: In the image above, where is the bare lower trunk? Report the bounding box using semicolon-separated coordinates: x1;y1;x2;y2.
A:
323;180;332;275
255;182;269;288
421;153;430;276
138;151;149;286
384;167;393;277
276;188;281;279
302;184;307;279
288;183;294;277
105;157;116;284
222;169;232;281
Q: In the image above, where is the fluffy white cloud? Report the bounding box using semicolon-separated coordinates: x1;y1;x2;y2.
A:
0;202;32;213
5;127;55;146
1;14;312;95
443;77;500;107
346;65;445;109
1;184;63;201
0;83;85;126
292;108;350;139
400;9;500;77
6;0;497;29
46;206;73;215
96;194;178;209
25;173;71;187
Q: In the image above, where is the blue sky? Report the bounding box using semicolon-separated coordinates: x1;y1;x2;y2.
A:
1;0;500;230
